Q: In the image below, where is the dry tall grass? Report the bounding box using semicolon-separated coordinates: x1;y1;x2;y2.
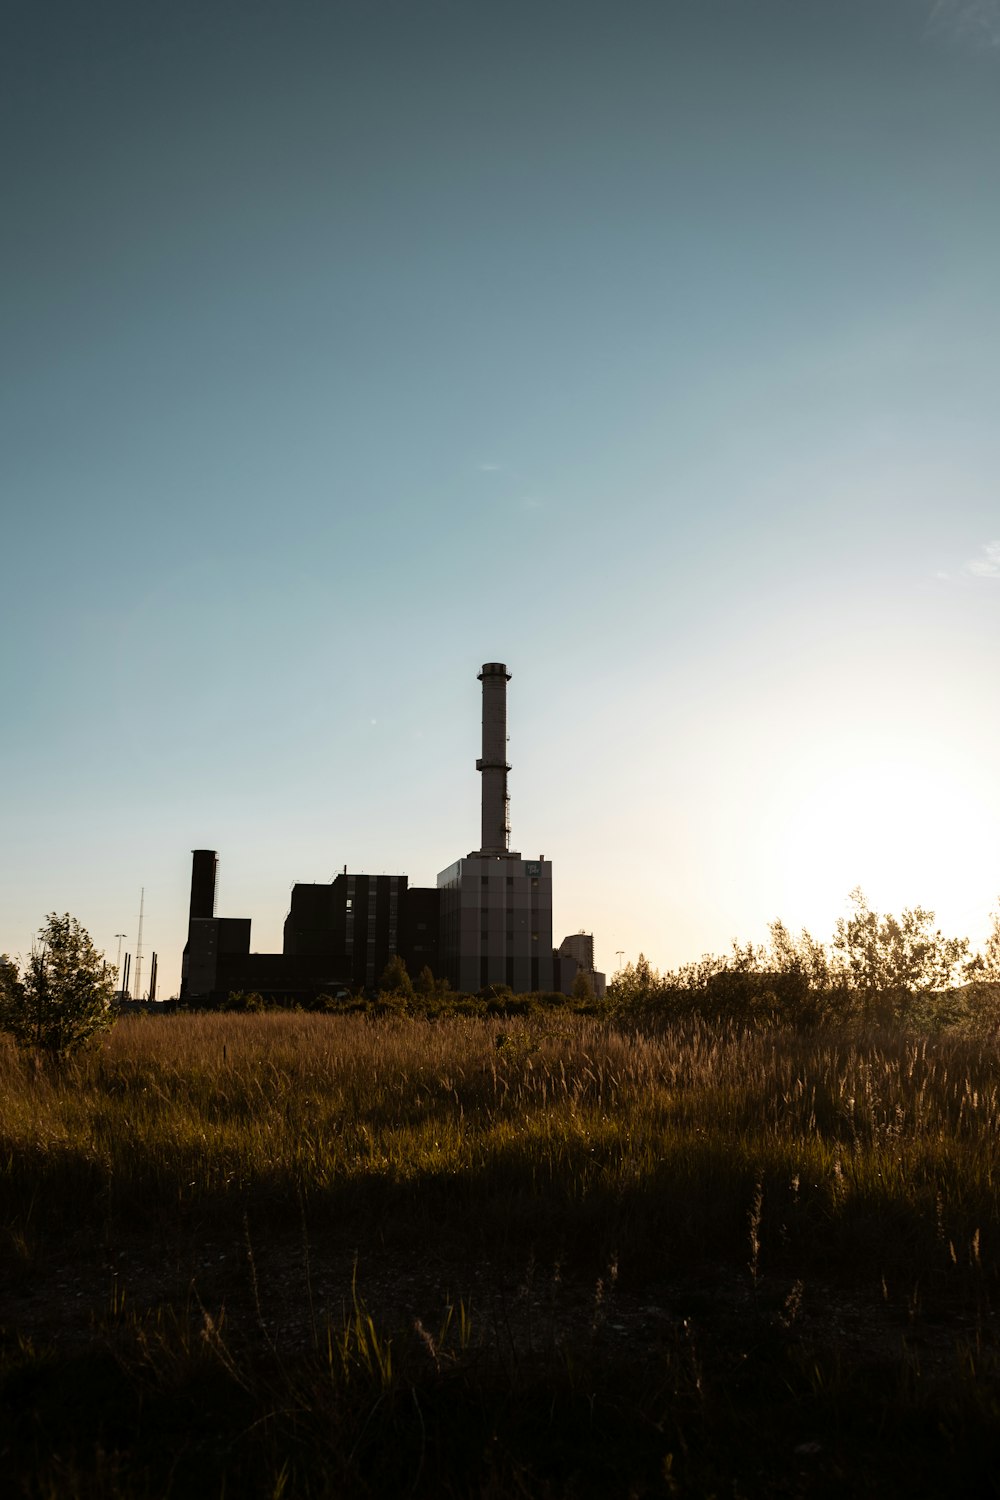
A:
4;1012;1000;1497
2;1011;997;1283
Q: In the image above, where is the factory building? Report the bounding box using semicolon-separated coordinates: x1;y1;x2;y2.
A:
558;932;606;1000
283;873;440;987
181;860;440;1003
438;855;553;994
435;663;554;993
180;662;603;1003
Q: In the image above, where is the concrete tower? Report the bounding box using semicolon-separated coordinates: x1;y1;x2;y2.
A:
477;662;512;855
437;661;553;993
179;848;251;1001
180;849;219;999
188;849;218;920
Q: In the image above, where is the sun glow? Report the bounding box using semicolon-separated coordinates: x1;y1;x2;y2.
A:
769;739;1000;952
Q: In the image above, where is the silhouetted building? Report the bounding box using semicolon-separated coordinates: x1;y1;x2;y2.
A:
184;915;251;998
180;661;600;1003
181;857;440;1004
557;932;606;998
284;872;440;989
400;884;441;979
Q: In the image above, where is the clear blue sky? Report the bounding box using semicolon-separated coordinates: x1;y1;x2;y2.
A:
3;0;999;994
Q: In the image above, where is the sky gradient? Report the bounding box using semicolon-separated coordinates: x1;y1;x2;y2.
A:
3;0;1000;993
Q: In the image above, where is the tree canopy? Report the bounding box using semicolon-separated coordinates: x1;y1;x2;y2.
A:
0;913;116;1055
832;887;970;1021
607;890;976;1028
379;953;414;999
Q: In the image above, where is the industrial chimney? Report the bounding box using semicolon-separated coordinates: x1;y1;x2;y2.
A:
180;849;219;1002
189;850;218;922
476;663;512;855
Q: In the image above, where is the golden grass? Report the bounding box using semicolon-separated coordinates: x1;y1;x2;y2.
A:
4;1012;1000;1498
2;1011;998;1283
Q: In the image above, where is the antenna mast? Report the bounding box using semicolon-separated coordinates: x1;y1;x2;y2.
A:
134;888;145;1001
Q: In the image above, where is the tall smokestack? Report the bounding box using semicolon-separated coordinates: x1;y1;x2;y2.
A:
476;663;511;855
189;850;218;922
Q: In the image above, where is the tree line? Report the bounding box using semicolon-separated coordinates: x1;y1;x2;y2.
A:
3;890;1000;1057
607;887;1000;1029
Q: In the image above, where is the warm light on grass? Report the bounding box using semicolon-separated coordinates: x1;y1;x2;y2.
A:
2;1012;998;1278
3;1012;1000;1496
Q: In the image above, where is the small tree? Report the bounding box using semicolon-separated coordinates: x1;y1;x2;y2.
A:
571;968;595;1002
607;954;661;1011
379;953;414;999
832;888;969;1022
0;914;116;1055
413;964;436;997
972;900;1000;981
961;900;1000;1034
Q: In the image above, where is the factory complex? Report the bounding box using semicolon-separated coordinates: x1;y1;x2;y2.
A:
180;664;605;1004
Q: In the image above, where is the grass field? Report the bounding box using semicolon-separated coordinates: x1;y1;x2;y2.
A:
3;1011;1000;1497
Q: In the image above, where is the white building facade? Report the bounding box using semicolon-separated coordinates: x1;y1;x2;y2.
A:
438;853;554;994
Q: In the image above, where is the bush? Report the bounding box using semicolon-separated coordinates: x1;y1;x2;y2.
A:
0;913;116;1056
379;955;413;1000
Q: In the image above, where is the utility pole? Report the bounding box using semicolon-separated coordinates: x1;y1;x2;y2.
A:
134;889;145;1001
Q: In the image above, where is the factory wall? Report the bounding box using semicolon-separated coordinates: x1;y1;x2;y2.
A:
437;855;553;994
182;859;443;1003
284;873;439;990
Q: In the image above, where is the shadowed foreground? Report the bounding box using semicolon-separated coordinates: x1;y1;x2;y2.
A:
2;1013;999;1497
